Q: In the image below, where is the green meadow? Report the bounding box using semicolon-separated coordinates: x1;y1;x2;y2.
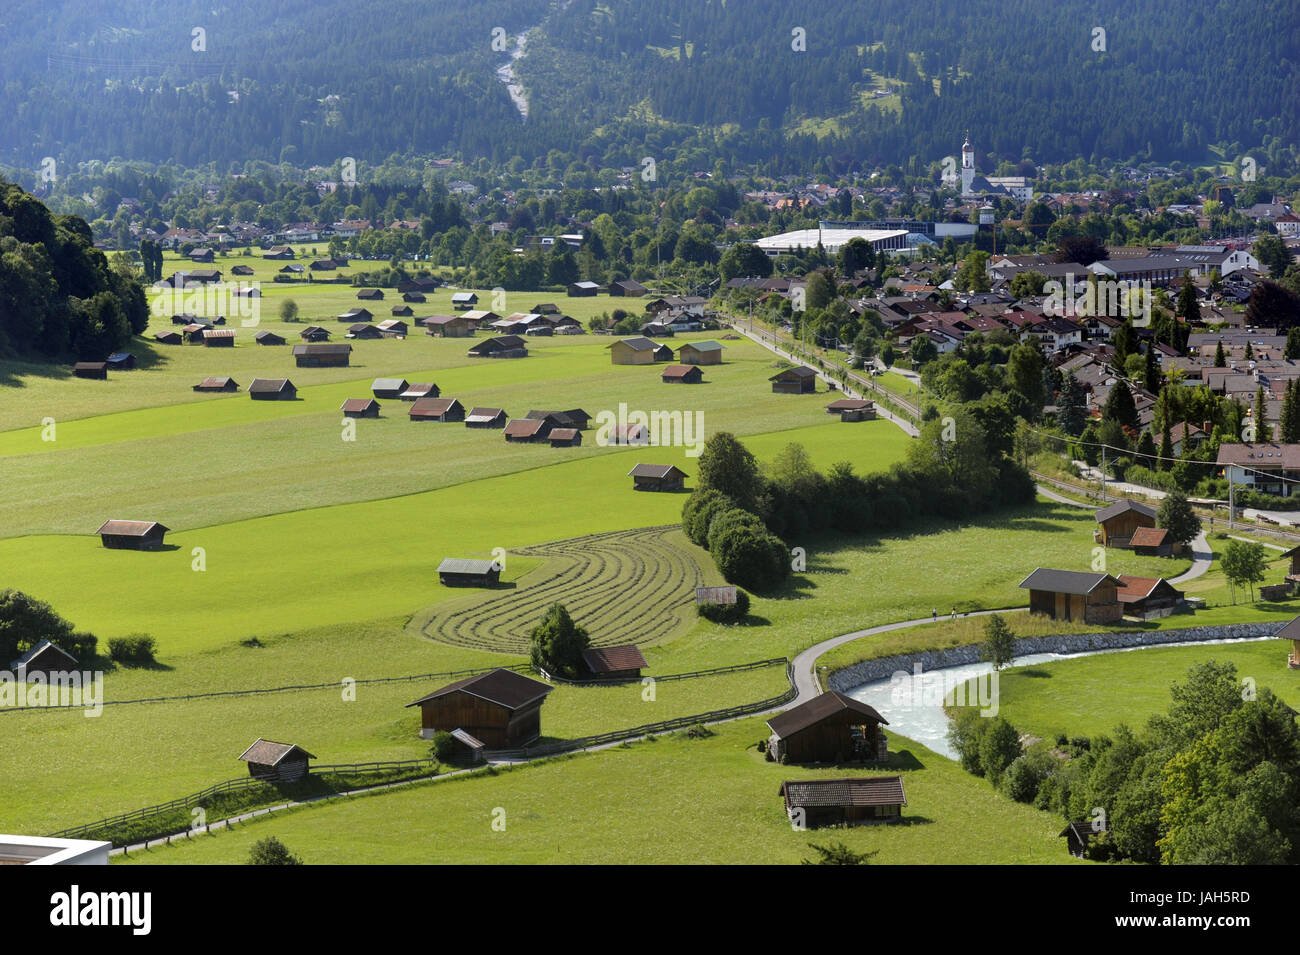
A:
115;718;1080;866
960;639;1300;742
5;246;1291;861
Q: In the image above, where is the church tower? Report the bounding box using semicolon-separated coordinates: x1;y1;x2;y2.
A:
961;131;975;197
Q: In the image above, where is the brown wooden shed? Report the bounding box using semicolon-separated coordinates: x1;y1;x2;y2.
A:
10;639;79;678
96;519;170;550
293;343;352;367
581;645;648;682
770;365;817;394
405;669;553;747
437;558;501;587
780;776;906;828
607;337;659;365
341;398;381;419
1128;526;1172;557
1019;568;1123;624
465;407;507;429
1093;500;1157;547
73;362;108;380
628;463;687;491
193;377;239;392
767;691;889;764
410;397;465;422
662;364;703;384
248;378;298;400
237;739;316;782
423;314;475;338
1115;575;1183;620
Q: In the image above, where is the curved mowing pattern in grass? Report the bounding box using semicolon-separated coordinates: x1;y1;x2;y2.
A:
420;526;704;653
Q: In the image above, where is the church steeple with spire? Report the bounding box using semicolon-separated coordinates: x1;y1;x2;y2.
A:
961;131;975;197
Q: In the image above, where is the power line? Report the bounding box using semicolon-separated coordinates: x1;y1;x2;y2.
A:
1029;425;1300;488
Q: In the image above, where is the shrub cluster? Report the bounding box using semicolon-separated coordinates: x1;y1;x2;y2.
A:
696;589;750;623
108;634;157;664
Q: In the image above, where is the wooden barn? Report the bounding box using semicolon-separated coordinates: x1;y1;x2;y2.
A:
356;288;384;300
107;352;136;370
447;728;487;765
581;645;648;681
402;291;427;303
677;341;725;366
1128;526;1173;557
341;398;381;419
405;668;553;747
770;365;817;394
73;362;108;380
153;331;183;346
337;307;373;323
300;326;331;342
398;382;439;401
423;314;475;338
409;397;465;422
202;329;236;347
780;777;907;828
193;377;239;392
567;280;599;297
1276;614;1300;669
767;691;889;764
467;336;527;358
96;520;170;550
347;323;383;340
371;378;410;399
460;310;497;330
652;342;675;362
248;378;298;400
628;463;687;492
10;639;79;678
548;427;582;447
465;407;507;429
827;398;876;421
609;279;647;297
293;343;352;367
237;739;316;782
1019;568;1123;624
451;292;478;310
504;418;550;442
662;364;703;384
437;558;501;587
696;586;737;608
1060;821;1106;858
391;304;415;317
1093;500;1157;548
376;320;408;337
254;331;287;346
182;323;210;343
231;264;255;276
527;409;590;430
610;423;651;446
1116;575;1184;619
607;337;660;365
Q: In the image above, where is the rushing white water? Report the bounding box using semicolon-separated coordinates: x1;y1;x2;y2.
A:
495;32;530;121
842;636;1278;760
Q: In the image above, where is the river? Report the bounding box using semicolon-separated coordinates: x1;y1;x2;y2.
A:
842;635;1277;760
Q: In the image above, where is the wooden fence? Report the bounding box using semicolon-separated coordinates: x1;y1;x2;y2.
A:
3;663;532;715
49;758;439;842
489;661;797;759
537;656;787;686
51;659;798;844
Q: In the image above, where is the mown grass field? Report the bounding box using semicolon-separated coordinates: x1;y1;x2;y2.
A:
115;718;1081;865
1;646;789;835
957;639;1300;742
6;249;1287;863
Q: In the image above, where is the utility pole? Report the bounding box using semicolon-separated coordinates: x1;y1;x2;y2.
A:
1228;472;1235;529
1100;445;1107;502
